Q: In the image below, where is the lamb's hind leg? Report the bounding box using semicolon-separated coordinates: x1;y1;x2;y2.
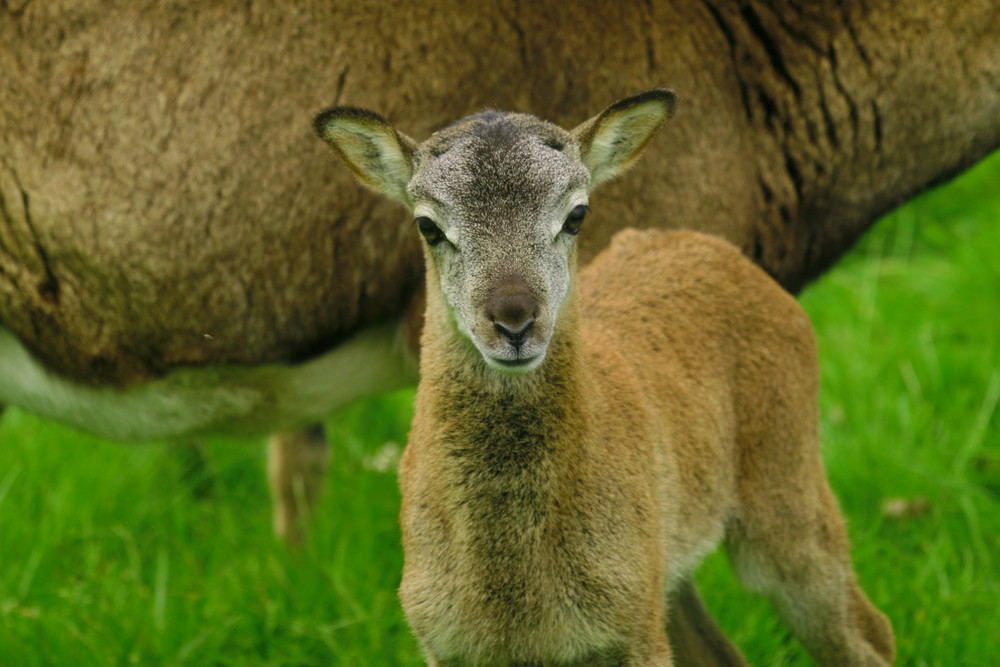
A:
268;424;330;544
727;464;894;666
667;579;748;666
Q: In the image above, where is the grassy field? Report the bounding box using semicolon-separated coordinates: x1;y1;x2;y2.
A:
1;152;998;665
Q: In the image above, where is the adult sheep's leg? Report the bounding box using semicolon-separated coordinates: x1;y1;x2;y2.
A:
267;309;424;545
268;424;330;545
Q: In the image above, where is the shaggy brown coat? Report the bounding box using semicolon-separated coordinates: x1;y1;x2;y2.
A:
1;0;998;384
402;229;893;665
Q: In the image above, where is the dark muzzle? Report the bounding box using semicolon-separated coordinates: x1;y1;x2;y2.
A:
487;287;537;347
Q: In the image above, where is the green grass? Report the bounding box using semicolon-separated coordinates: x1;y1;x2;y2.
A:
1;152;998;665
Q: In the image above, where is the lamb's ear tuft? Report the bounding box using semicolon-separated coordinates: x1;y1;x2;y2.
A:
314;107;417;204
571;89;678;190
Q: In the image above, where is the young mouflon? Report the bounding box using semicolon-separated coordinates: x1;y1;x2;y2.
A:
314;90;894;666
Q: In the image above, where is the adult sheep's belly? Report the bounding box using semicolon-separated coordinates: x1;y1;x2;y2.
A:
0;323;414;440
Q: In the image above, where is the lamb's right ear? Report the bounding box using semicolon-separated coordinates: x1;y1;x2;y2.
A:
314;107;417;204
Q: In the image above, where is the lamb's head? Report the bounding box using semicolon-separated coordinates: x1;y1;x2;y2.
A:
315;90;676;373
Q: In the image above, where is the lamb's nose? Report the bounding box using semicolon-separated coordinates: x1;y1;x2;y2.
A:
494;317;535;345
487;290;537;346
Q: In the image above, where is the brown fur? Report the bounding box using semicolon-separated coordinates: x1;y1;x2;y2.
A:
401;229;894;665
1;0;998;385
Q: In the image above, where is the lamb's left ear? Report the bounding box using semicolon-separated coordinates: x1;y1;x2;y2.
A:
314;107;417;204
571;89;678;190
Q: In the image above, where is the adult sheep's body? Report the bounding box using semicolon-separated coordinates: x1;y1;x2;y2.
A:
1;1;998;389
1;2;998;664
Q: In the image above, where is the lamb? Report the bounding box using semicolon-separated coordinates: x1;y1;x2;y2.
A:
316;89;894;665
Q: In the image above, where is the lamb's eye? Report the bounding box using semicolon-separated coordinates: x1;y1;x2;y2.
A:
415;216;445;246
561;205;590;236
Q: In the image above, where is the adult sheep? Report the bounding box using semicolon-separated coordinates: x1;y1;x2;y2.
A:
1;2;998;664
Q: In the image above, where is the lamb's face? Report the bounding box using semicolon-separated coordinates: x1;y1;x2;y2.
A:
407;113;590;374
314;90;676;374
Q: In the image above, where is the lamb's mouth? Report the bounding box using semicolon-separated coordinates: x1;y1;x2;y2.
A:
495;356;537;368
487;354;543;374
